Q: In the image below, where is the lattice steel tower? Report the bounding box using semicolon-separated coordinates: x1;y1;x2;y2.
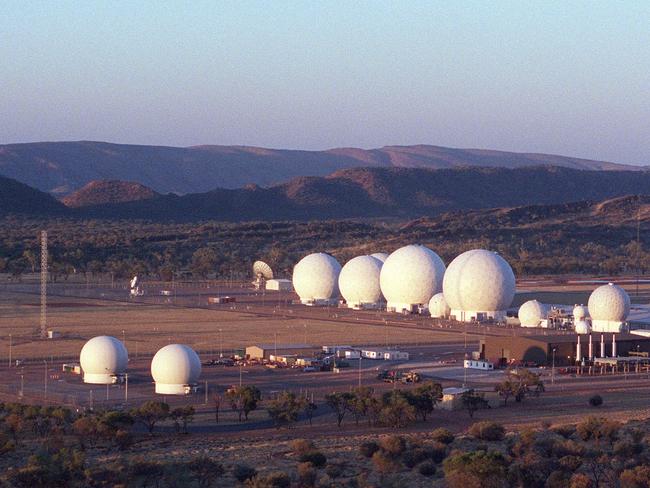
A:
40;230;48;338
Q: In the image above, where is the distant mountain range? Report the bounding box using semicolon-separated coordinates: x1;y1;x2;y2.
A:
5;165;650;221
0;141;645;195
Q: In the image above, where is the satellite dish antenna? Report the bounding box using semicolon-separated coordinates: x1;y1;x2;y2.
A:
130;276;139;289
252;261;274;290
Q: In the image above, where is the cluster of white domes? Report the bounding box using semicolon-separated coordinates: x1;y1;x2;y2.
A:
80;336;128;384
443;249;515;322
79;336;201;395
151;344;202;395
293;253;342;304
339;255;383;308
380;245;446;312
518;300;546;327
429;293;450;318
588;283;630;332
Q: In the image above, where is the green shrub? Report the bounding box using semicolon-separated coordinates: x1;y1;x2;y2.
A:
246;471;290;488
379;436;406;457
299;450;327;468
359;440;380;458
418;461;437;477
325;464;343;479
551;424;576;439
402;448;430;469
468;421;505;441
289;438;314;455
589;395;603;407
233;464;257;483
430;427;455;444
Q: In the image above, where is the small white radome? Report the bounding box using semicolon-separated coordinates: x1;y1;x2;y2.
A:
151;344;201;395
518;300;546;327
80;335;128;384
429;293;450;318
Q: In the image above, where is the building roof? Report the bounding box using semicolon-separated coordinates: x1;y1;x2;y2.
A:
249;343;313;350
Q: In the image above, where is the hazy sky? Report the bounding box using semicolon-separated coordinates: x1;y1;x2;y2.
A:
1;1;649;164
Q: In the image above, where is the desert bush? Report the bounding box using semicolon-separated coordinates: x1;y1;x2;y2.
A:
402;448;431;469
297;462;317;487
576;417;620;443
431;427;455;444
443;450;509;488
551;424;576;439
359;440;380;458
619;465;650;487
325;463;343;479
233;464;257;483
569;472;594;488
114;429;133;451
589;395;603;407
553;439;586;458
468;421;505;441
246;471;290;488
371;450;400;476
558;455;583;472
379;436;406;457
290;439;315;455
418;460;437;476
299;450;327;468
546;470;571;488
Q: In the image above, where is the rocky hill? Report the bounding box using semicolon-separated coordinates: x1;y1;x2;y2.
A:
61;180;157;208
76;166;650;221
0;141;644;195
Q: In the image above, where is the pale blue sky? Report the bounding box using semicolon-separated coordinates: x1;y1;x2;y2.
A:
1;1;649;164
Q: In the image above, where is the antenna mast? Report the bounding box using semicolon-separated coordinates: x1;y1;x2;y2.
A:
40;230;48;338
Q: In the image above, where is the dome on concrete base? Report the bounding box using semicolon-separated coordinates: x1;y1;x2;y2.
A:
151;344;201;395
80;336;128;384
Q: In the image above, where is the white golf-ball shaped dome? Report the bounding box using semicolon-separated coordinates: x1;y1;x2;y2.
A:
518;300;546;327
588;283;630;322
443;249;516;312
429;293;450;318
575;320;591;335
151;344;201;387
573;305;588;321
339;255;383;304
293;253;341;300
380;245;446;306
80;336;128;384
370;252;389;263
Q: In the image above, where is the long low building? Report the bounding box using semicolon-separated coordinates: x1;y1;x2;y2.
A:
480;333;650;366
246;343;316;360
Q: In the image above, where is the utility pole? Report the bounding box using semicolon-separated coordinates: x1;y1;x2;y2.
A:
219;329;223;358
40;231;48;339
124;374;128;404
358;357;362;388
43;360;48;400
204;380;208;404
8;333;11;367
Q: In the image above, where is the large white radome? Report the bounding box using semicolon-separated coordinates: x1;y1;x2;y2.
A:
293;253;341;303
339;255;383;307
380;245;446;310
429;293;450;318
518;300;546;327
588;283;630;323
443;249;516;321
80;335;128;384
151;344;201;395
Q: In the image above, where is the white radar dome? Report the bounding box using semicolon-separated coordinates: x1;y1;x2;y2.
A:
443;249;516;316
292;253;341;303
575;320;591;335
573;305;588;321
588;283;630;323
339;256;383;306
429;293;450;318
370;252;389;263
151;344;201;395
80;335;128;384
518;300;546;327
380;245;446;310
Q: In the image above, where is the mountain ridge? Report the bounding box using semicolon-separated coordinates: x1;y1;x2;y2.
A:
0;141;644;195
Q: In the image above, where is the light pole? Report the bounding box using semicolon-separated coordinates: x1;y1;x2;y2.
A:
19;368;24;398
124;374;128;404
551;348;556;385
358;356;362;388
8;333;12;367
219;329;223;358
